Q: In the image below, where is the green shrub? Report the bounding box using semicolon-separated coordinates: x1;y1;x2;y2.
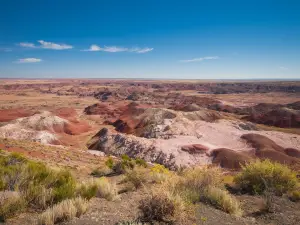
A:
105;157;114;169
135;158;147;168
76;181;98;200
234;160;298;195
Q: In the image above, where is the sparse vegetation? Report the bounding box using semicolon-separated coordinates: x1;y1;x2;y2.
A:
38;197;89;225
0;152;117;222
234;159;298;195
0;191;25;222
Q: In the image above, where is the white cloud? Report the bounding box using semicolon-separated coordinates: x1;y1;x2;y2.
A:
38;40;73;50
130;47;153;53
19;42;36;48
17;58;42;63
19;40;73;50
83;44;102;51
82;45;153;53
279;66;288;70
180;56;219;63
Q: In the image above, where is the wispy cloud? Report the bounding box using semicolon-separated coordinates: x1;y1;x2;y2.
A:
19;40;73;50
82;45;153;53
0;48;12;52
19;42;36;48
38;40;73;50
16;58;42;63
279;66;288;70
130;47;154;53
180;56;219;63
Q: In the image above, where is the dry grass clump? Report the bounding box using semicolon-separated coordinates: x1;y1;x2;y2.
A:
77;178;118;201
234;159;298;195
202;187;242;216
0;191;25;222
138;187;188;223
38;197;89;225
124;164;172;190
95;177;118;201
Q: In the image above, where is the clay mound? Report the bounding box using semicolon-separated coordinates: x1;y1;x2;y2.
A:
208;103;245;114
171;103;202;112
181;144;209;154
284;148;300;158
286;101;300;110
181;110;222;122
210;148;252;169
0;124;58;145
84;103;114;115
54;107;78;119
246;107;300;128
0;108;36;122
64;121;90;135
241;133;284;152
0;111;91;145
241;133;300;167
113;106;222;138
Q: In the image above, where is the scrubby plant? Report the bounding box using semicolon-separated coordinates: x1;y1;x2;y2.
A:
234;160;298;195
202;187;242;216
0;191;25;222
76;180;98;200
38;197;89;225
138;189;187;223
105;157;114;169
91;166;113;177
172;166;223;203
95;177;118;201
288;189;300;202
124;168;148;189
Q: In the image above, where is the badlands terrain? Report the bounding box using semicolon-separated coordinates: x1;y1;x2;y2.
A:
0;79;300;225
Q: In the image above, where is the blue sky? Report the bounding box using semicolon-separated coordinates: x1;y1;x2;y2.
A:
1;0;300;79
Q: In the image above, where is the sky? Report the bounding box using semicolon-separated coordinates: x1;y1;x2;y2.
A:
0;0;300;79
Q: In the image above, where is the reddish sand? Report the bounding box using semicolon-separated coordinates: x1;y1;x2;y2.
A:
0;108;36;122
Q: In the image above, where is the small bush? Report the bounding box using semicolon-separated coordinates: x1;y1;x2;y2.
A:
105;157;114;169
0;191;25;222
234;160;298;195
76;180;98;200
91;166;113;177
38;197;89;225
139;192;176;222
125;168;148;189
95;177;118;201
203;187;242;216
288;189;300;202
150;164;171;183
172;166;223;203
